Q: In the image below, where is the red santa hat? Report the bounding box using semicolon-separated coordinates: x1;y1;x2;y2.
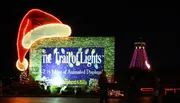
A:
16;9;71;71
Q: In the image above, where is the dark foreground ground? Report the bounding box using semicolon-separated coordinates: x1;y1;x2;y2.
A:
0;97;151;103
0;96;178;103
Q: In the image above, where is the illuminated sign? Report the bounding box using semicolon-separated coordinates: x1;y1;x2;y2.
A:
41;47;104;86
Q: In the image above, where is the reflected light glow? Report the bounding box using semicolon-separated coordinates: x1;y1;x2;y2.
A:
50;76;64;86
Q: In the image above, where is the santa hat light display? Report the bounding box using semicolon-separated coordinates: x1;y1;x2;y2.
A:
16;9;71;71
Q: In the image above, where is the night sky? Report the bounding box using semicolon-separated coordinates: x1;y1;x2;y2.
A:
0;1;178;78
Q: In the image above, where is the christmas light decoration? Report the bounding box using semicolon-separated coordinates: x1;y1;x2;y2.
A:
16;9;71;71
19;70;28;82
29;37;115;88
108;89;124;97
164;88;180;95
140;88;154;91
129;41;151;70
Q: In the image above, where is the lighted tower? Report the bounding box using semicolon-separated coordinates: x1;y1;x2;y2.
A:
129;39;151;71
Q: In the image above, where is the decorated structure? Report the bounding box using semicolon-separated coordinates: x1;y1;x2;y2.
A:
16;9;115;93
129;40;151;70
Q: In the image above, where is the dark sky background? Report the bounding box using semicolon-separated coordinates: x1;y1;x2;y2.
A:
0;1;178;78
